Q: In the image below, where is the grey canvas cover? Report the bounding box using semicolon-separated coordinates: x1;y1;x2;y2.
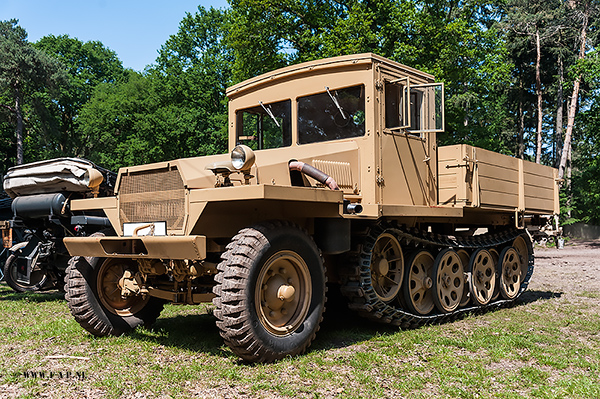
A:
3;158;98;198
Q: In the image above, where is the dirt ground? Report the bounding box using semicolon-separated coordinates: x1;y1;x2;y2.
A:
528;239;600;298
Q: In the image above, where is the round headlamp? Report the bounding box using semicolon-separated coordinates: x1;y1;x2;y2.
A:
231;145;255;171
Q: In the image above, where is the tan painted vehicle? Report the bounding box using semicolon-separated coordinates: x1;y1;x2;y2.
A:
63;54;559;362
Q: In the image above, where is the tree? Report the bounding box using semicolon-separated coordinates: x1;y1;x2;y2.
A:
33;35;125;159
557;0;598;181
77;7;232;170
227;0;512;152
501;0;561;163
0;20;67;165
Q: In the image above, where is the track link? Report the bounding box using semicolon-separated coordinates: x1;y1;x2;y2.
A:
340;222;534;328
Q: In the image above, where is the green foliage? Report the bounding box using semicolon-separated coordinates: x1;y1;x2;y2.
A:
77;7;230;170
567;51;600;224
31;35;126;160
0;19;68;168
227;0;513;153
1;3;600;223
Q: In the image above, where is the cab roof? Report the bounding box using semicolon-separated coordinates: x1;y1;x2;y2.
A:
225;53;435;99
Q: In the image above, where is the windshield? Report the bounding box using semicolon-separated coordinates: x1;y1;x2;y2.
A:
236;100;292;150
297;85;365;144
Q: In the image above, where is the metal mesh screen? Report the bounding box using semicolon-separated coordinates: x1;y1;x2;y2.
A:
119;168;185;230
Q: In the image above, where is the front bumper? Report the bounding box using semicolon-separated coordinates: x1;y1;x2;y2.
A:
63;235;206;260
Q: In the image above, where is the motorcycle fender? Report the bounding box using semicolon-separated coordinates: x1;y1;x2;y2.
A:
9;241;29;253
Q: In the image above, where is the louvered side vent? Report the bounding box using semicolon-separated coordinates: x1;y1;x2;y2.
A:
312;159;354;190
119;167;186;230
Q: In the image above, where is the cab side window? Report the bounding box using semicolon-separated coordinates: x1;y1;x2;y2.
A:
236;100;292;150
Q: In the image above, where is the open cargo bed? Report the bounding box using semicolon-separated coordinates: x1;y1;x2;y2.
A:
438;144;559;215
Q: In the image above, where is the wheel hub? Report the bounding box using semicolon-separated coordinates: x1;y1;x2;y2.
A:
376;258;390;276
97;259;149;316
255;251;311;336
277;284;296;301
423;276;433;289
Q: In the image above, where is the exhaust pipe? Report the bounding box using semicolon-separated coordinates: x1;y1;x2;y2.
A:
289;161;339;191
344;201;363;214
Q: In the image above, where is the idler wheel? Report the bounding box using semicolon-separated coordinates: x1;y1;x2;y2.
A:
402;250;435;315
468;249;496;306
432;249;464;313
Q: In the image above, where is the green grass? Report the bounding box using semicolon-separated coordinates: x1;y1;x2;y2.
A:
0;285;599;398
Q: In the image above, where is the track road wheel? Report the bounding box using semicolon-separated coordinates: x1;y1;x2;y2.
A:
498;247;522;299
512;235;531;281
64;234;164;336
403;250;435;315
213;221;326;363
3;254;50;293
370;232;404;303
456;250;471;307
468;249;495;306
489;248;500;301
432;249;464;313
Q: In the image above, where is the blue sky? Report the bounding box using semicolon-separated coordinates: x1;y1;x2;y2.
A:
1;0;230;71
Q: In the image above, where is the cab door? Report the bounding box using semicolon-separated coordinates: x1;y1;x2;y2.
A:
377;66;444;207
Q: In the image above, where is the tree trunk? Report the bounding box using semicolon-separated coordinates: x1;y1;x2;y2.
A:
558;9;589;181
566;145;572;219
535;27;543;164
555;53;564;168
14;85;24;165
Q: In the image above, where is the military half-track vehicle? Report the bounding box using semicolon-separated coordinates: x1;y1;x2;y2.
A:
63;54;559;362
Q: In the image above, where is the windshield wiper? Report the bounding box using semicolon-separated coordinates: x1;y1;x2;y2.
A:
259;101;280;127
325;87;347;120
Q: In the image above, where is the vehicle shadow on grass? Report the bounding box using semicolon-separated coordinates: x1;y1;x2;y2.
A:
313;288;563;352
0;285;65;302
129;311;230;358
123;286;563;360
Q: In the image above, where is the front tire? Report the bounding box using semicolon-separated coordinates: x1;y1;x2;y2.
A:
64;251;164;336
213;221;326;362
3;254;50;293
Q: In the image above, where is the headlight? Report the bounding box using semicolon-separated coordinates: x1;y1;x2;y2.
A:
231;145;255;171
83;168;104;189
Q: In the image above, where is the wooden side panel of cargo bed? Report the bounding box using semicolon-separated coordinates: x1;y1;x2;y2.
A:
437;144;558;215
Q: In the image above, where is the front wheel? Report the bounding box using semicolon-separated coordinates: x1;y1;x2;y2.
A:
213;221;326;362
64;248;164;336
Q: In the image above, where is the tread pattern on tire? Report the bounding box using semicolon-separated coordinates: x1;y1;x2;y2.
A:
213;220;326;362
64;232;164;337
64;255;113;336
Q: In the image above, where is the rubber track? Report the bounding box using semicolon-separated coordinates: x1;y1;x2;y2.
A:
339;222;534;328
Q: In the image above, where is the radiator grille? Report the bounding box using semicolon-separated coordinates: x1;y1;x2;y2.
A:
119;168;186;230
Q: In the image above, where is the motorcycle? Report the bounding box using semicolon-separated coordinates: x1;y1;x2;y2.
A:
1;158;115;292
